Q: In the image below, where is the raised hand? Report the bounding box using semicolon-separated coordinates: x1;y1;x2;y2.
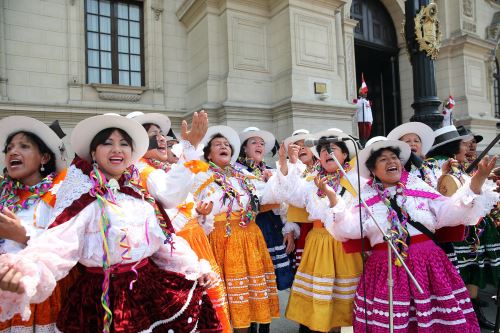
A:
181;110;209;148
279;142;289;176
314;175;338;207
471;155;498;194
287;143;300;164
0;265;24;294
441;158;460;175
196;201;214;216
0;207;28;244
262;169;273;182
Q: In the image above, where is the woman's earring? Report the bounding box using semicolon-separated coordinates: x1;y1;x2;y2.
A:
40;164;45;172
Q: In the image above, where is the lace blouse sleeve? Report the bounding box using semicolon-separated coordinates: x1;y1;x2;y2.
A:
0;204;91;321
432;178;499;228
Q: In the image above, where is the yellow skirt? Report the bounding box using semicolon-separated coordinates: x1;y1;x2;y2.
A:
177;219;232;333
209;212;280;329
285;223;363;331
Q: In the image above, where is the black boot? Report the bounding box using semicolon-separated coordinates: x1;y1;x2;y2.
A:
250;323;258;333
259;323;270;333
472;298;495;330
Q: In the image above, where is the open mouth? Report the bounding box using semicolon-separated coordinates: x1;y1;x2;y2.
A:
109;157;124;164
9;159;22;167
157;148;167;154
219;151;229;157
299;152;307;158
386;166;398;173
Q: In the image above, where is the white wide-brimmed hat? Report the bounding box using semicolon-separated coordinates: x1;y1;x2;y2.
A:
71;113;149;163
126;111;171;134
0;116;67;172
202;125;241;164
358;136;411;178
283;129;312;151
429;125;473;151
387;122;435;156
239;127;275;155
311;128;357;160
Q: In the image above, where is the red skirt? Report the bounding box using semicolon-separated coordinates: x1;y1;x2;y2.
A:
294;223;313;269
56;259;222;333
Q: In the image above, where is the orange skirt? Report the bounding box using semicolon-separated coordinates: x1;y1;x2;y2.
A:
177;219;232;333
209;212;280;329
0;267;80;332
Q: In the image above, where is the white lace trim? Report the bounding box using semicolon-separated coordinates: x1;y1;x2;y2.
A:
51;165;92;221
0;323;57;333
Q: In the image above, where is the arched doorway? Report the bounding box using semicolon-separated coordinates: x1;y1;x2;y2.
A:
351;0;401;136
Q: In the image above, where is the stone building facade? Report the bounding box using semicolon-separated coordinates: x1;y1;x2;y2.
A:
0;0;498;156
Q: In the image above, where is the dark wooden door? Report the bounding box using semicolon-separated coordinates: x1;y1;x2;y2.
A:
351;0;401;137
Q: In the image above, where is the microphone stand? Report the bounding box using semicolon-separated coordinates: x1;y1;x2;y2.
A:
325;143;424;333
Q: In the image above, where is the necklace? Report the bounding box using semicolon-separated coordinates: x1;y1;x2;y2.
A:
238;157;267;180
145;158;171;173
0;173;55;213
372;179;410;266
209;162;259;236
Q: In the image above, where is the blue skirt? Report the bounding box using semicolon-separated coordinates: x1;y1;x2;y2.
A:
255;211;294;290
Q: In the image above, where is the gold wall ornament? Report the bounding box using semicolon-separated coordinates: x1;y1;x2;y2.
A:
414;3;442;60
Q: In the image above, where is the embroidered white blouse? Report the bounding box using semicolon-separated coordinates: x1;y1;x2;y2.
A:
191;165;279;234
0;162;210;322
325;172;498;246
0;200;53;255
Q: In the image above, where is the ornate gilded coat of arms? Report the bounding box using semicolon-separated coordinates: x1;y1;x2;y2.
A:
414;3;442;59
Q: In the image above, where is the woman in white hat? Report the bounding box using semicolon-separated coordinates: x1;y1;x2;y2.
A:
430;125;499;330
280;129;317;270
129;111;232;333
0;114;222;333
236;127;294;300
0;116;68;333
278;129;363;333
323;137;498;333
192;126;280;333
426;125;473;170
387;122;440;188
126;111;174;171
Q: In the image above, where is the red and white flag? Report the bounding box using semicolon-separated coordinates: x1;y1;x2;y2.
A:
446;95;455;109
359;73;368;95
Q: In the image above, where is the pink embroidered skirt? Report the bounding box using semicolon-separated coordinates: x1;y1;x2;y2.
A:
56;259;222;333
353;240;479;333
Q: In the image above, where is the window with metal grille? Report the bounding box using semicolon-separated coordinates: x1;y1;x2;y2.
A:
85;0;144;86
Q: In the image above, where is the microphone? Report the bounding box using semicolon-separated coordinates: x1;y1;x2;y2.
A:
304;136;350;147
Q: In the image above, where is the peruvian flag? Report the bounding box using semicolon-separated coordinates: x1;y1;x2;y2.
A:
359;73;368;95
447;95;455;109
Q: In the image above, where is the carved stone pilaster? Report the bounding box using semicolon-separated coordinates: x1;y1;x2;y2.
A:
152;7;163;21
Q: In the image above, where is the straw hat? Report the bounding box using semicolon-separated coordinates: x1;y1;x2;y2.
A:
358;136;411;178
430;125;473;151
239;127;275;155
311;128;356;160
201;125;241;164
0;116;67;171
126;111;171;134
71;113;149;163
387;122;435;156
